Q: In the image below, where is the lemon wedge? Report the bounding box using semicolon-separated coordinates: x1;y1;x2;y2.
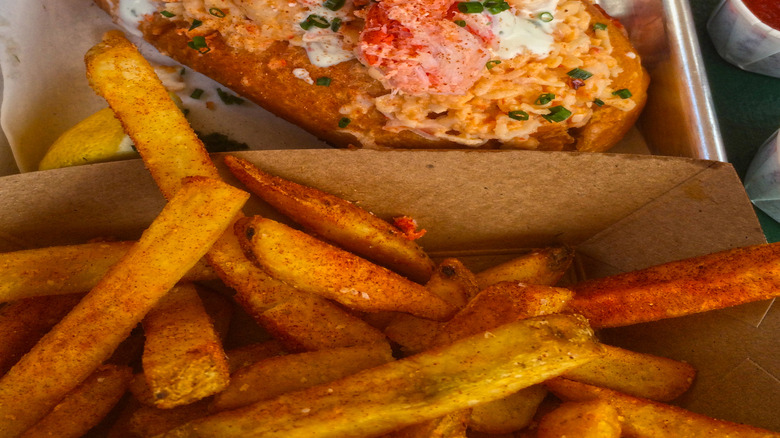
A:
38;107;138;171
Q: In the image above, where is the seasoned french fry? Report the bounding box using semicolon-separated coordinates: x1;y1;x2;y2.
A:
563;344;696;402
475;246;575;289
235;216;457;320
382;410;470;438
159;315;602;437
142;283;230;408
469;385;549;434
384;258;479;354
20;364;133;438
545;378;780;437
225;340;287;373
0;294;83;375
536;399;622;438
224;155;436;284
85;30;386;350
211;342;394;412
568;242;780;328
432;282;574;347
0;241;217;303
0;177;248;437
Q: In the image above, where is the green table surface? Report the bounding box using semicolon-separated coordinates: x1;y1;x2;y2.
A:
690;0;780;242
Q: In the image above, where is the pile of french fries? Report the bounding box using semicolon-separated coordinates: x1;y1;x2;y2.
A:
0;30;778;437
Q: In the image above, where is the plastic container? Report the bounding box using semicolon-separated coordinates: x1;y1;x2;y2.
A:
745;127;780;220
707;0;780;78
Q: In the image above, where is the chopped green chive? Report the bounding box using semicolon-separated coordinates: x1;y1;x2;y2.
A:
593;22;608;30
216;88;245;105
331;17;342;31
484;0;510;14
209;7;226;17
316;77;332;86
190;88;205;99
324;0;346;11
189;19;203;31
454;19;467;27
187;36;210;53
160;10;175;17
458;2;484;13
593;98;605;106
486;60;502;70
301;14;330;30
539;11;554;22
338;117;351;128
508;110;529;121
542;105;571;122
567;68;593;80
535;93;555;105
612;88;632;99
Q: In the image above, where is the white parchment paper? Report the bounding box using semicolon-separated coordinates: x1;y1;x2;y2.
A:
0;0;327;175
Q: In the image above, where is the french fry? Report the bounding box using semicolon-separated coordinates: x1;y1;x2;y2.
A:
0;241;217;303
382;410;470;438
536;399;622;438
0;294;83;375
567;242;780;328
225;340;287;373
210;342;394;412
545;378;780;437
0;177;248;437
432;282;574;347
383;258;479;354
235;215;457;320
20;364;133;438
475;245;575;289
224;155;436;284
158;314;603;437
469;385;549;434
141;283;230;409
85;30;386;350
562;344;696;402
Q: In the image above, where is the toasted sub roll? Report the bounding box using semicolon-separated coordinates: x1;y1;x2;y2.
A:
95;0;648;152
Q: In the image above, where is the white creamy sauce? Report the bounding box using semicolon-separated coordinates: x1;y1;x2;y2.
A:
490;0;558;59
118;0;158;36
299;4;356;67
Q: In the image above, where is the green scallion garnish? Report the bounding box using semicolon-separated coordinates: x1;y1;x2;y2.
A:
454;19;467;27
535;93;555;105
593;22;607;30
316;77;332;86
338;117;351;128
458;2;484;13
324;0;346;11
331;17;342;31
190;88;204;99
209;7;226;17
542;105;571;122
538;11;554;22
567;68;593;80
187;36;210;53
301;14;330;30
508;110;529;121
593;98;605;106
216;88;245;105
189;19;203;31
160;10;175;17
612;88;632;99
484;0;510;14
486;60;502;70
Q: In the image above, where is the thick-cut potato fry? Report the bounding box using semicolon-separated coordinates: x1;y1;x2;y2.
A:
0;177;248;437
235;216;457;320
545;378;780;437
211;342;394;412
142;283;230;409
158;315;602;437
20;364;133;438
382;410;470;438
536;399;622;438
475;246;575;289
568;242;780;328
432;282;574;347
85;30;385;350
563;344;696;402
384;258;479;354
469;385;549;434
0;294;83;375
225;340;287;373
224;155;436;284
0;241;217;303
